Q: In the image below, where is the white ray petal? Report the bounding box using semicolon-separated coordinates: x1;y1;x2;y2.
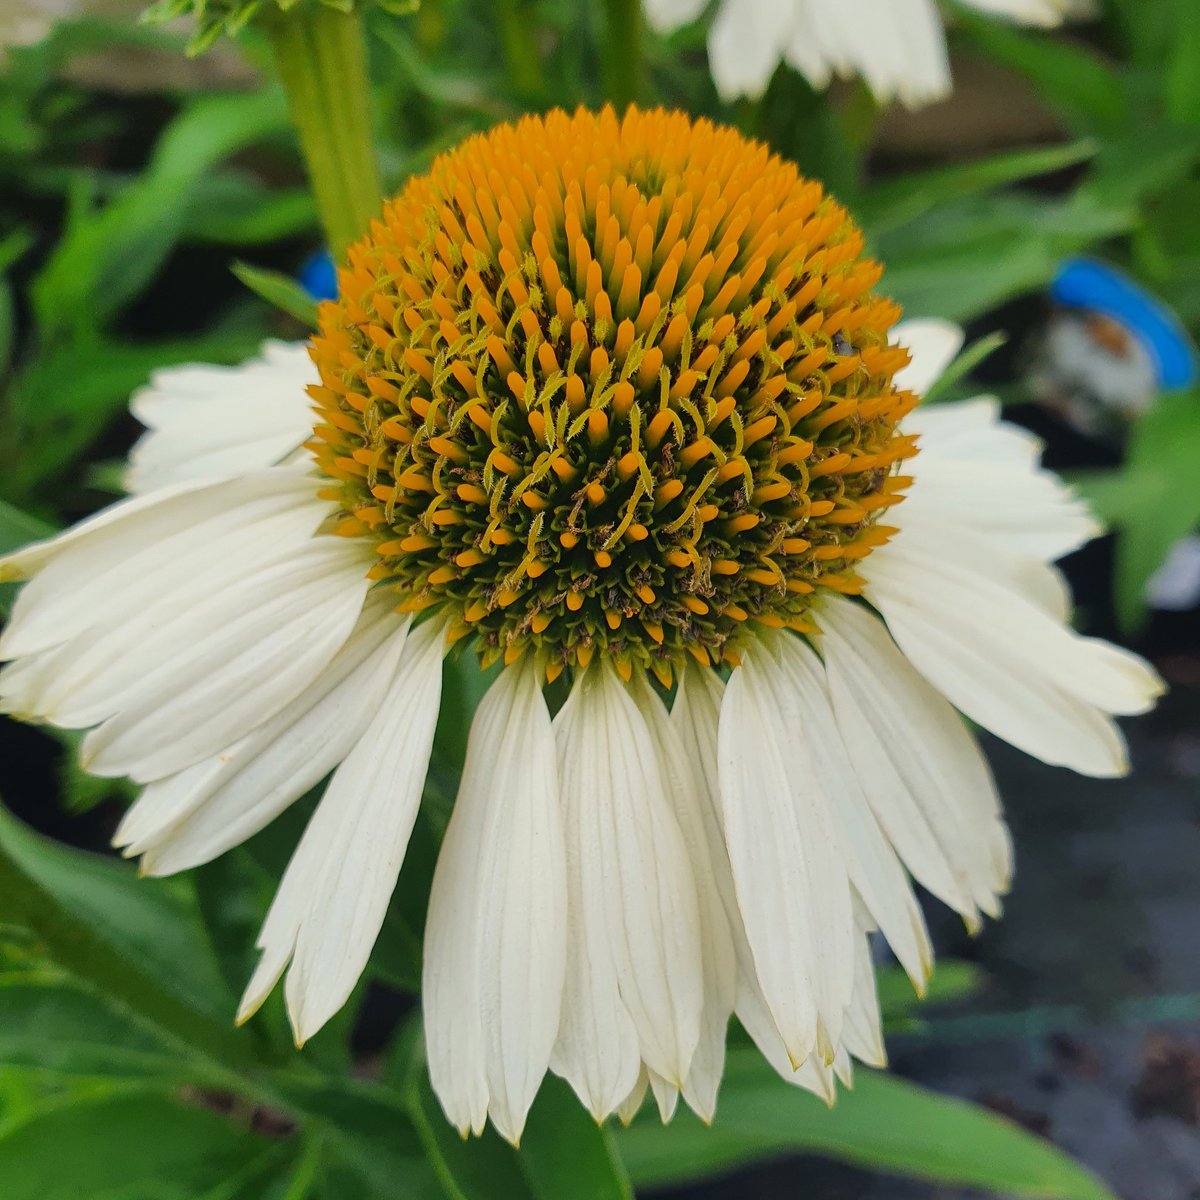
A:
78;537;373;782
863;525;1165;775
237;617;445;1042
551;665;704;1117
632;672;736;1124
764;635;933;991
674;664;819;1106
642;0;707;33
902;397;1099;562
424;658;566;1145
0;468;320;659
791;0;952;107
733;971;838;1104
719;640;854;1067
615;1068;649;1126
707;0;797;100
818;594;1011;924
891;318;964;396
841;930;887;1068
963;0;1069;24
125;598;412;875
649;1071;680;1123
903;396;1038;464
6;497;337;727
125;342;316;494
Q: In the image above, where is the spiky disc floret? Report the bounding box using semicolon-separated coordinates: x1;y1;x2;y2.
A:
309;107;918;682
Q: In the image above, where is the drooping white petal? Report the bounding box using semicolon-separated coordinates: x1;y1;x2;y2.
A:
674;664;829;1101
78;536;373;782
121;596;412;876
891;317;964;396
237;616;445;1043
788;0;953;108
125;342;316;494
841;927;887;1069
631;672;736;1124
764;634;933;991
615;1068;649;1126
732;970;837;1104
648;1071;680;1123
423;658;566;1145
718;638;854;1067
817;594;1011;926
862;521;1165;776
551;665;704;1118
962;0;1071;24
642;0;707;33
0;468;321;659
707;0;796;101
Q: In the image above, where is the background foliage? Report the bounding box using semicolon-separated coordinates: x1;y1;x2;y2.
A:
1;1;1197;1196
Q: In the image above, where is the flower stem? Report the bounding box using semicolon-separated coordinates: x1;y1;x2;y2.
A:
264;4;382;261
495;0;546;101
600;0;644;110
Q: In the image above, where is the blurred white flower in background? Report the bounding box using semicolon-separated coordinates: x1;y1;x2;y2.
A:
0;0;80;51
644;0;1091;104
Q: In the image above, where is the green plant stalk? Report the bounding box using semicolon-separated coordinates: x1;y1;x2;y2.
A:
495;0;546;100
601;0;643;109
264;4;382;261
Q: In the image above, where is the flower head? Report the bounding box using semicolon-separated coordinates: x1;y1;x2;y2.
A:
0;107;1161;1145
311;108;910;680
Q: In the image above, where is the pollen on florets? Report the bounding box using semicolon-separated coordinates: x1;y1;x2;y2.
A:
307;106;919;683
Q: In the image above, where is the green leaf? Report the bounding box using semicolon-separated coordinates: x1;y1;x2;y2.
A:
0;279;14;379
0;1092;271;1200
274;1077;444;1200
0;805;233;1018
859;140;1098;239
1074;126;1200;216
9;328;265;499
0;803;265;1084
193;853;278;1005
950;3;1127;133
877;959;985;1018
0;975;192;1081
186;176;318;245
922;333;1007;405
518;1076;634;1200
402;1053;535;1200
233;261;321;326
0;499;53;553
1165;0;1200;125
617;1050;1114;1199
389;1021;633;1200
877;194;1130;322
31;87;293;339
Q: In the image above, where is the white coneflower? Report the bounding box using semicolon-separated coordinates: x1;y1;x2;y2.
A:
0;108;1160;1144
644;0;1089;104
